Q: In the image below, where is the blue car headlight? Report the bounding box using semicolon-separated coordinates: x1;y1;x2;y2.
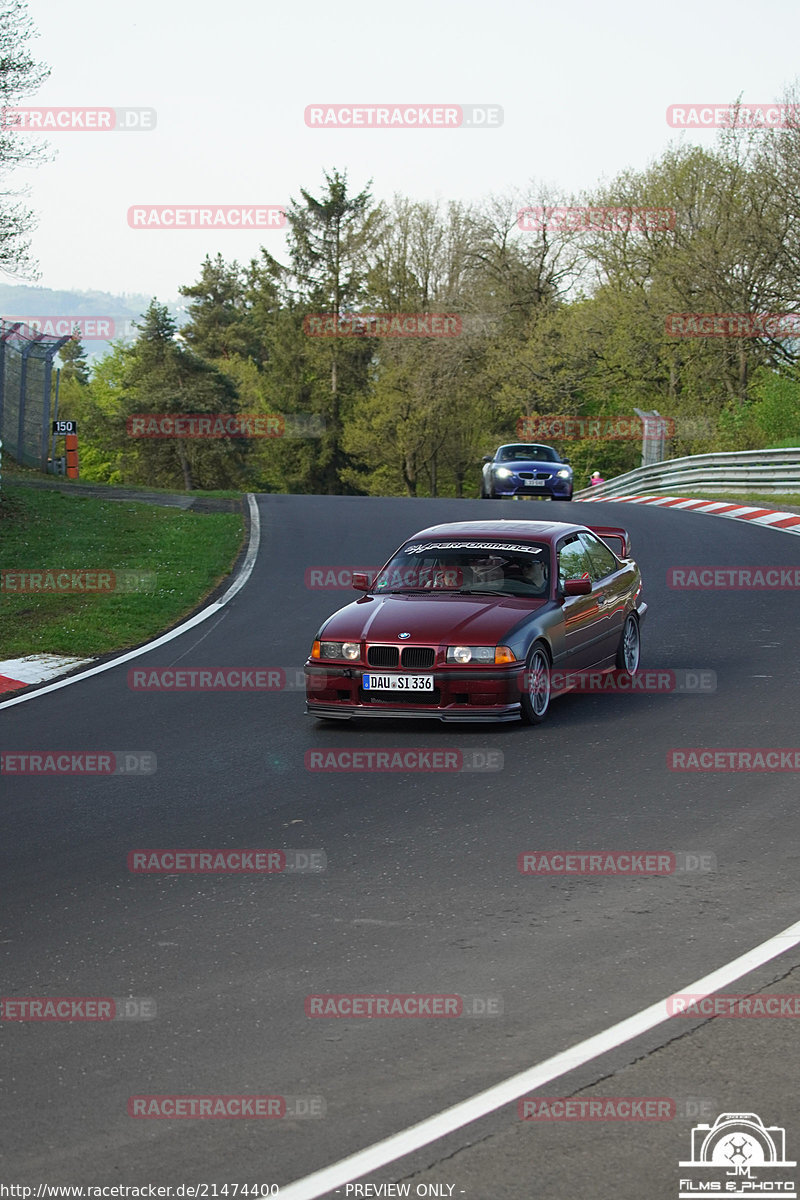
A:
495;467;513;479
557;469;571;479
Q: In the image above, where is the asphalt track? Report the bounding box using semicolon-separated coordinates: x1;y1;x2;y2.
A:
3;493;800;1198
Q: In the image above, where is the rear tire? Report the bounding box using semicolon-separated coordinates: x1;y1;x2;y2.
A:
616;614;640;672
520;643;551;724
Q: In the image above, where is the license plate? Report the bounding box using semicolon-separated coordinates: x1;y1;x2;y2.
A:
363;674;434;692
524;479;545;486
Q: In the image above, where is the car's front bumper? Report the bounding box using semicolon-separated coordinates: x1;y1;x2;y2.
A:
492;479;572;499
305;663;525;722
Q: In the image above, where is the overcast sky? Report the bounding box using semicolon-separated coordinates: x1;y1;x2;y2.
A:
12;0;800;305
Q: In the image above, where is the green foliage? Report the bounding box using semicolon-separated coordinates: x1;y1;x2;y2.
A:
0;0;50;278
70;126;800;494
57;332;90;384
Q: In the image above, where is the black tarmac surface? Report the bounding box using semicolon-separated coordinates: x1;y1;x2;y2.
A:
3;494;800;1198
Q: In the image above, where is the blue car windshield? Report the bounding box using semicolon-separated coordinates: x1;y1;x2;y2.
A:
373;541;551;596
497;445;561;463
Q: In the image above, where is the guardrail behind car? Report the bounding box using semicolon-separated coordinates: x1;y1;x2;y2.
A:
574;446;800;499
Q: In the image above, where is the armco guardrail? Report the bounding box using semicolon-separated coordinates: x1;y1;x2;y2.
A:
575;447;800;500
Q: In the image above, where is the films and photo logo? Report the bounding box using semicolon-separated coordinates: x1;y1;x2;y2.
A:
679;1111;796;1198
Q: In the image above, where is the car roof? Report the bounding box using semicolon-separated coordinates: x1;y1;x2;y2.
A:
496;443;555;451
405;520;586;544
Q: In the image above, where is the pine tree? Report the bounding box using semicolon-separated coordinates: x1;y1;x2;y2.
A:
58;328;90;384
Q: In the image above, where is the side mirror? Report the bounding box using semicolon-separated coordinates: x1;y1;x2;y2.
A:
352;573;372;592
563;575;592;596
562;457;571;465
481;455;492;464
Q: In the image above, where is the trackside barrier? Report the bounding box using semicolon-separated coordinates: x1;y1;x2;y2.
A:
0;320;70;472
574;446;800;499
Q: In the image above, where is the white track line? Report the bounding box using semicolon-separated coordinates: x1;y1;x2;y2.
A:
279;917;800;1200
0;494;260;711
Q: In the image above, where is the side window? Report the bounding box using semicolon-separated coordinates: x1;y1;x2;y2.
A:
579;532;619;582
557;536;593;587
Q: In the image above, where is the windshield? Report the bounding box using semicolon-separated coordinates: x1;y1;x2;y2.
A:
497;444;561;463
373;540;551;597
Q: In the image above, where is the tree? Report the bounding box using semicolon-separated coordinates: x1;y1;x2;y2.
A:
111;299;249;491
58;328;90;384
179;255;248;360
284;169;383;492
0;0;51;278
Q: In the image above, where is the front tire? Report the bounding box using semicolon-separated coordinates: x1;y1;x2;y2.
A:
616;614;640;672
520;643;551;724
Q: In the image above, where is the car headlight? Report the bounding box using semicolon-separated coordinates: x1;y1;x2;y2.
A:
447;646;515;664
313;640;361;661
557;469;572;479
495;467;513;479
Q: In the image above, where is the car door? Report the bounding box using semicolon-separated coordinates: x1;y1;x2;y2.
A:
556;535;606;668
578;531;627;665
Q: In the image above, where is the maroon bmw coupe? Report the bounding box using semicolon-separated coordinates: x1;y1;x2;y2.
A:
304;520;647;724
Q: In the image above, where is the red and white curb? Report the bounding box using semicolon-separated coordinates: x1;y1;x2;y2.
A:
0;654;95;695
579;493;800;536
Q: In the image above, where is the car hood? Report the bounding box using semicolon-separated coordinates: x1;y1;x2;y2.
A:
319;592;549;644
493;459;567;472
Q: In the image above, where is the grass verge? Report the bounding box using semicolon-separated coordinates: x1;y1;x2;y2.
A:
0;485;245;658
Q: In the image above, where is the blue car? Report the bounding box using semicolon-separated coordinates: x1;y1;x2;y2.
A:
481;443;574;501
